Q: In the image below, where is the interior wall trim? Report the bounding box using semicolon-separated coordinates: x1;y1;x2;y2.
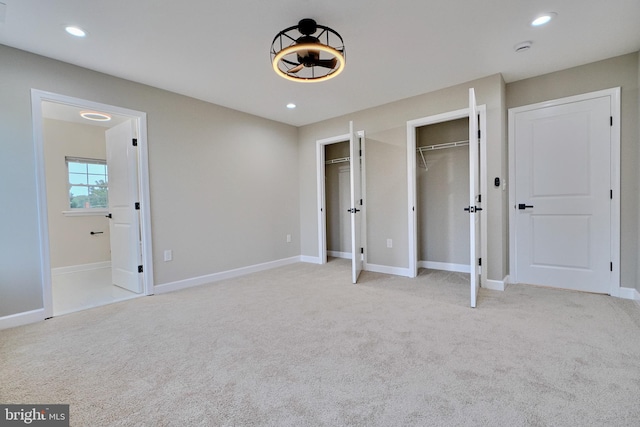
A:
154;256;300;295
0;309;45;331
328;251;352;259
618;287;640;301
364;263;412;278
418;261;470;273
51;261;112;276
485;277;507;292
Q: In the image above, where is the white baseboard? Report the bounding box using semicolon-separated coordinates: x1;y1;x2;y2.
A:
52;261;111;276
154;256;301;294
300;255;321;264
418;260;470;273
618;287;640;301
328;251;351;259
365;263;412;277
0;309;45;330
484;276;507;291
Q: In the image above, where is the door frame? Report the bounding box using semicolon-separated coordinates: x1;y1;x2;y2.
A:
316;129;366;266
31;89;154;319
508;87;621;296
406;105;487;284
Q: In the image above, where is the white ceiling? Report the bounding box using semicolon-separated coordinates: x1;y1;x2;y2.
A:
1;0;639;127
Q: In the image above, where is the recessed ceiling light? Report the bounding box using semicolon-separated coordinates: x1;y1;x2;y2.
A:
65;26;87;37
286;103;296;109
531;12;557;27
80;111;111;121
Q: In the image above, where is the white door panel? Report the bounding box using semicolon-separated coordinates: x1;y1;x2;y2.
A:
106;121;143;293
349;121;363;283
513;96;610;293
468;88;480;308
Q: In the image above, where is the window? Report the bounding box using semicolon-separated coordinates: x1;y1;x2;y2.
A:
66;157;108;210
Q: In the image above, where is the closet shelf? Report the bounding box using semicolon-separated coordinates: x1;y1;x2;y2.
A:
417;139;469;153
417;140;469;170
325;156;350;165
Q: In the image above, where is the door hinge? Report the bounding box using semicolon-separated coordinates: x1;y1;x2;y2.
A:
610;116;613;126
360;247;364;254
610;262;613;272
359;149;362;156
138;265;143;273
477;129;481;139
610;190;613;200
135;202;140;210
132;138;138;147
478;258;482;266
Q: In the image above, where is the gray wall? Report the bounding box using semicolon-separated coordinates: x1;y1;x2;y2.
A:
0;45;299;317
44;119;111;268
506;52;640;291
298;74;507;280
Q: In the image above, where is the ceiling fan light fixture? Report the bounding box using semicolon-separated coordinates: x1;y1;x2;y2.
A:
271;19;345;82
80;111;111;121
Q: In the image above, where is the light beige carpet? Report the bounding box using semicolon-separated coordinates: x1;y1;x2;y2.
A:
2;259;640;426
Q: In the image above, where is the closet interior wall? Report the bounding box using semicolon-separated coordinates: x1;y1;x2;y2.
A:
325;141;351;258
416;117;470;271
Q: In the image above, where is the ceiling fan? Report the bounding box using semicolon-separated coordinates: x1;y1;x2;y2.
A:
271;18;346;82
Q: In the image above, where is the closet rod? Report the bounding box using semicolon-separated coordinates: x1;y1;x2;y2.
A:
417;139;469;153
325;156;350;165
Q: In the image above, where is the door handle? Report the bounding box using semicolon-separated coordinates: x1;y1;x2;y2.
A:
105;213;112;218
347;208;361;213
518;204;534;210
464;206;482;213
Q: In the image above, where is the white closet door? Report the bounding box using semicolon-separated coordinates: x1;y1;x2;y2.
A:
512;95;611;293
468;88;480;308
349;121;363;283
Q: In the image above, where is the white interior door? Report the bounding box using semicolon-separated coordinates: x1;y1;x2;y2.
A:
106;121;143;293
349;122;363;283
468;88;481;307
512;95;611;293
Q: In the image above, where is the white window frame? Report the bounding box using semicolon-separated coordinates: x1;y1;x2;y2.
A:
63;156;109;216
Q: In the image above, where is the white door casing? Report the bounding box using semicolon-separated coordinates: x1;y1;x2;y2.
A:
509;88;621;294
31;90;154;319
468;88;481;308
349;122;363;283
106;121;143;293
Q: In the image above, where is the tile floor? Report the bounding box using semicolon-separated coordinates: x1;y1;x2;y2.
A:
52;267;141;316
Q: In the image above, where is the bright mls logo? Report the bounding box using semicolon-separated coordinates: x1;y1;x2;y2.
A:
1;405;69;426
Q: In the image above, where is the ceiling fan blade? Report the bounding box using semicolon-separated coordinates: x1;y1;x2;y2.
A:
315;58;338;69
288;63;305;73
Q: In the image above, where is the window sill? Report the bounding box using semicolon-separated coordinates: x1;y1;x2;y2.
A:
62;209;109;217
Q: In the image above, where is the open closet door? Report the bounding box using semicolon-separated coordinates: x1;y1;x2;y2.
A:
468;88;481;307
349;121;363;283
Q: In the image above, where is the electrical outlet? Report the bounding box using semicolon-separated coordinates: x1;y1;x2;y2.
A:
164;250;172;262
386;239;393;248
286;234;292;243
